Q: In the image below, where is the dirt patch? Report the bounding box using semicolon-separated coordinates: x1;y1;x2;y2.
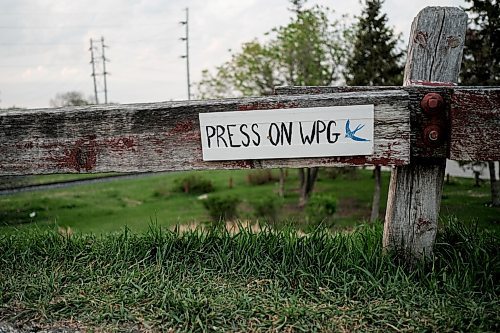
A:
122;197;143;207
170;220;305;236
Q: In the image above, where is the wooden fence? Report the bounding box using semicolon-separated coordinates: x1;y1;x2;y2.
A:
1;7;499;260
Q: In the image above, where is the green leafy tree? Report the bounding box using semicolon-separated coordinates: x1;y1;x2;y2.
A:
343;0;404;222
197;40;281;99
461;0;499;85
460;0;500;206
197;0;346;206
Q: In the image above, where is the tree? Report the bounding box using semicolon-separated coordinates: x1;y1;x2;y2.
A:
460;0;500;206
197;40;281;99
343;0;405;222
50;91;92;107
461;0;499;85
343;0;404;86
197;0;346;206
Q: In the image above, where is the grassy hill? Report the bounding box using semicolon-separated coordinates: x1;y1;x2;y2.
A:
1;169;499;331
1;168;499;235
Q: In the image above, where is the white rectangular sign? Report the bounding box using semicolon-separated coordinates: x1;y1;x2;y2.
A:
199;105;374;161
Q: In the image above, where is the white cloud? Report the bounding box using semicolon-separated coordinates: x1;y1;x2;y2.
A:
0;0;467;108
21;66;49;79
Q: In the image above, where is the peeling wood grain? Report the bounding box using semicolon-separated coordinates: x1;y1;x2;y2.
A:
0;91;410;175
403;7;467;85
450;88;500;161
383;6;467;259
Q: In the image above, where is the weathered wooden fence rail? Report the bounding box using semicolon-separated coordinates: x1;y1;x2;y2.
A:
1;6;499;259
1;86;498;175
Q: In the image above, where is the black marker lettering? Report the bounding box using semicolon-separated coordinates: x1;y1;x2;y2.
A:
268;123;280;146
205;126;216;148
281;122;293;145
299;122;316;144
216;125;228;147
240;124;250;147
316;120;326;144
227;124;240;147
251;123;261;146
327;121;340;143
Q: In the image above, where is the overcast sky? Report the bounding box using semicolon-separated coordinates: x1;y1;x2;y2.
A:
0;0;466;108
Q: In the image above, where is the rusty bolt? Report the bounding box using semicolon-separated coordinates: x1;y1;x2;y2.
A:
423;125;443;146
428;130;439;141
420;93;444;115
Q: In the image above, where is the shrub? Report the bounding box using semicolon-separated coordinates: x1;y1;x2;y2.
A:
250;195;281;222
305;194;337;227
321;167;359;180
174;174;214;194
202;195;240;222
246;170;278;185
152;185;170;198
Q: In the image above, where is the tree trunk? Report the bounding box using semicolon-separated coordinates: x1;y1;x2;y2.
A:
474;171;481;187
488;161;500;207
278;168;285;197
299;167;319;207
370;165;381;223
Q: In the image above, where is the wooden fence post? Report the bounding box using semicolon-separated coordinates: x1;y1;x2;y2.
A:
383;7;467;259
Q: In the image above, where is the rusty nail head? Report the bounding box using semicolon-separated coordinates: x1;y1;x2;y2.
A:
421;93;444;115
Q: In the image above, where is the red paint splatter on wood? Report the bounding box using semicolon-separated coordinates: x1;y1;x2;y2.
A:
104;137;137;153
163;120;200;143
450;89;500;161
451;90;500;119
48;136;98;172
171;120;194;133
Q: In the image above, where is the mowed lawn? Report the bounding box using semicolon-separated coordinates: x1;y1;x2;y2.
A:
1;168;499;234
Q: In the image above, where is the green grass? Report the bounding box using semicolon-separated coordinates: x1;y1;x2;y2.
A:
1;169;499;234
0;221;498;332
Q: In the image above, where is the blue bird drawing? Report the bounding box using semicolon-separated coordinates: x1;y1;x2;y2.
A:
345;119;370;142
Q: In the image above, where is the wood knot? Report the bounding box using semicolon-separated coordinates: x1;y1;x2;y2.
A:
446;35;461;48
414;31;428;48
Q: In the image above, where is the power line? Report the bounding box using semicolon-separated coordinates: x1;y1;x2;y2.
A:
101;37;109;104
88;37;110;104
89;39;99;104
0;21;180;30
179;7;191;100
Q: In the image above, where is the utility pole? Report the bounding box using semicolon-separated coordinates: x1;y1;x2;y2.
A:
101;36;109;104
89;39;99;104
180;7;191;100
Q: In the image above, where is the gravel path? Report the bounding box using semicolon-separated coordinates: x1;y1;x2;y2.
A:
0;172;159;196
